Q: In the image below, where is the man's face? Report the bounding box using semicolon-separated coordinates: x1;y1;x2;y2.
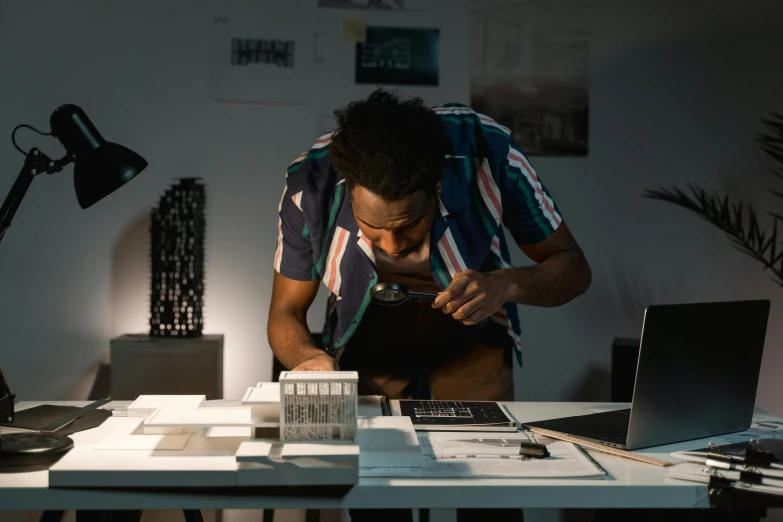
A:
351;185;438;259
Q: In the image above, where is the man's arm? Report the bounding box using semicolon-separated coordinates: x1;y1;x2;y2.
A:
432;221;591;325
499;220;591;306
268;271;337;371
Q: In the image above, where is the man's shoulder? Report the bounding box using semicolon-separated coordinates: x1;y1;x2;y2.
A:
284;132;340;192
432;102;475;121
431;103;498;155
432;103;509;134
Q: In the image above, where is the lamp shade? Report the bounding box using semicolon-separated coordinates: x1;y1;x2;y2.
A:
50;104;147;209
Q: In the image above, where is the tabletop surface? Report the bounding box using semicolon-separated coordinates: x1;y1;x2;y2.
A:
0;399;749;510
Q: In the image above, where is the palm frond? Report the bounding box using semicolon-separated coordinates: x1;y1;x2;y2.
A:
642;185;783;286
758;112;783;199
644;109;783;288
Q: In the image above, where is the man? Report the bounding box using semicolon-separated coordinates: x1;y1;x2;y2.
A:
268;89;591;521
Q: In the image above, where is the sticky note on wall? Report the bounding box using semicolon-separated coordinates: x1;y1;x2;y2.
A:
343;18;367;42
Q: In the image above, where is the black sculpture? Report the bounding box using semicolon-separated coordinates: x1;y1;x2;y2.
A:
149;178;205;337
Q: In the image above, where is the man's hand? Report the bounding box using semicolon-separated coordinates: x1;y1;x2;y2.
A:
292;352;339;371
431;269;512;326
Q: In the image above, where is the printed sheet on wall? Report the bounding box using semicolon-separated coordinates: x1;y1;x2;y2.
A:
318;0;433;11
470;0;591;156
209;13;324;105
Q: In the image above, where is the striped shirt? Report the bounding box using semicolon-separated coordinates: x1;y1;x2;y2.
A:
274;103;562;366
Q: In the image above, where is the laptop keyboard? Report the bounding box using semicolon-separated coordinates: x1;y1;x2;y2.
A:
579;424;629;444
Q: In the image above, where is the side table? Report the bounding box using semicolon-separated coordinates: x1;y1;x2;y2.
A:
109;334;224;400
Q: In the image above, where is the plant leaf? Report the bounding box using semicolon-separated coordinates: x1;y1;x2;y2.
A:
643;184;783;287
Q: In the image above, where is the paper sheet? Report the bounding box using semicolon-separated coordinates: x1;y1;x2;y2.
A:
470;0;591;156
751;417;783;431
361;432;606;478
209;13;321;104
425;436;530;458
342;19;367;42
698;426;783;446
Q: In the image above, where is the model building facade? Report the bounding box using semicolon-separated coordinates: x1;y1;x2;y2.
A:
279;371;358;442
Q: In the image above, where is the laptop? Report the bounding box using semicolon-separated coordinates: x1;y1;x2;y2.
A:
524;299;770;450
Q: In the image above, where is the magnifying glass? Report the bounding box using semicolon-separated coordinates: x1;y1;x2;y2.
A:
370;282;438;306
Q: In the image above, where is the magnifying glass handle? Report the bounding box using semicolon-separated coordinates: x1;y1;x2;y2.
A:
407;291;437;303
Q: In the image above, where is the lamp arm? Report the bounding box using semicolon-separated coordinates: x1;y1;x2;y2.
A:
0;366;14;423
0;148;72;245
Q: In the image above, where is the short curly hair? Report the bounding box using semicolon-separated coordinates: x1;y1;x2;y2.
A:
329;88;449;201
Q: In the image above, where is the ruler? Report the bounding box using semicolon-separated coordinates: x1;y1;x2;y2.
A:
527;426;673;467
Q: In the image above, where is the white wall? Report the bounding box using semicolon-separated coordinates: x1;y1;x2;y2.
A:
1;0;782;414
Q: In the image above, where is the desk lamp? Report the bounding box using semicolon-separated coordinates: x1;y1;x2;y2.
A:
0;104;147;470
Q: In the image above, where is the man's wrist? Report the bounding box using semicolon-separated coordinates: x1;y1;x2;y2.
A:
284;346;330;370
299;347;329;362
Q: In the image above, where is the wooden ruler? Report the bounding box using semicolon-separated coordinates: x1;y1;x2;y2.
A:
528;427;673;467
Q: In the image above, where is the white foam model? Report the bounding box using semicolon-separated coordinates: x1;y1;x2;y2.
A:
356;416;421;468
241;382;281;423
235;440;359;486
128;395;205;412
279;371;359;442
47;378;419;488
144;407;252;427
127;395;208;433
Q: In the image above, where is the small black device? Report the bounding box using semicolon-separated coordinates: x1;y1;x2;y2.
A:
0;432;74;472
525;299;770;450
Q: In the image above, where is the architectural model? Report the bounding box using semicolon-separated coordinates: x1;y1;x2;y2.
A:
46;370;421;488
278;370;358;442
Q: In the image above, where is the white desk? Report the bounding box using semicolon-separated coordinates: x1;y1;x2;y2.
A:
0;401;723;511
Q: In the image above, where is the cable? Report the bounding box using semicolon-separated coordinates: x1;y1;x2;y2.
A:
11;124;52;155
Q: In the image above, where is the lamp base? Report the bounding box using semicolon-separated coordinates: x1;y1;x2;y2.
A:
0;432;74;472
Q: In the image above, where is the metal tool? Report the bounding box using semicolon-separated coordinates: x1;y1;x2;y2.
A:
370;282;438;306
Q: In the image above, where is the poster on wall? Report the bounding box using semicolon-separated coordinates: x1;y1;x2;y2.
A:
209;15;325;104
318;0;433;11
355;26;439;86
470;0;591;156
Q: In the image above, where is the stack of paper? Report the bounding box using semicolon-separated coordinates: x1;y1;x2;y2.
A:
668;462;783;497
668;437;783;497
